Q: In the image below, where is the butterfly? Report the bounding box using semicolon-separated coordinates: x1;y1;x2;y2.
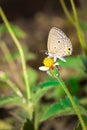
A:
47;27;73;62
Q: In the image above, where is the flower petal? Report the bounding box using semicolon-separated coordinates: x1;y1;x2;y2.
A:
53;57;57;62
54;62;59;66
57;56;66;62
39;66;49;71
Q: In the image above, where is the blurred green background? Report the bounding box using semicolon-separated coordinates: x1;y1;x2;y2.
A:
0;0;87;130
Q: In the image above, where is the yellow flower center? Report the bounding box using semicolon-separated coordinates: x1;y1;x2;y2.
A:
43;57;54;68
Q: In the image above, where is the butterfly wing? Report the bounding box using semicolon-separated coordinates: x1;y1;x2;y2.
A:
47;27;72;57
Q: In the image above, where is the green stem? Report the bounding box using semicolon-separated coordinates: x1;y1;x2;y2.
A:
56;76;86;130
70;0;87;56
0;7;31;100
60;0;74;25
60;0;87;56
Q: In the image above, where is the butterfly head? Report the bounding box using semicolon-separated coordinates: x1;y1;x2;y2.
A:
64;38;73;56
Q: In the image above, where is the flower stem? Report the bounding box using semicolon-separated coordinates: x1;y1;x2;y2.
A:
70;0;87;56
0;7;31;101
60;0;74;25
60;0;87;56
56;76;86;130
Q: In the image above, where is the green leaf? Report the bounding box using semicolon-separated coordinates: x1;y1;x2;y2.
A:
32;78;60;104
0;23;26;38
40;97;87;122
45;85;65;99
66;75;83;95
58;56;84;70
22;119;34;130
38;79;59;89
67;76;79;95
0;94;23;107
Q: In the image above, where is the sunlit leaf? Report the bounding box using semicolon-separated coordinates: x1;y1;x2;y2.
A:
40;97;87;122
0;94;23;107
58;56;84;70
32;78;60;104
38;79;59;89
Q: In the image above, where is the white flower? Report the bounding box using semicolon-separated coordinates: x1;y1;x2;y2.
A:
39;57;59;71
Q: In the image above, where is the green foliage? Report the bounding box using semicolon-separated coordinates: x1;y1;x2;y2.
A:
38;78;59;89
44;85;65;99
66;75;82;95
40;97;87;122
58;56;84;70
58;56;87;96
0;23;26;38
0;94;23;107
0;5;87;130
32;78;60;104
80;98;87;106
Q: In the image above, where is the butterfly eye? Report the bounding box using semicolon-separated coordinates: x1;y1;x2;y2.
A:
68;47;71;51
66;47;71;54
